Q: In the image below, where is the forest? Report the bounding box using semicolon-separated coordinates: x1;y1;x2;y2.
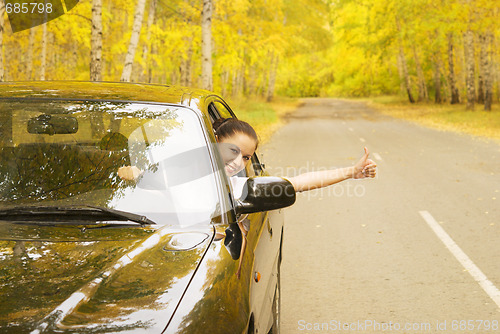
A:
0;0;498;110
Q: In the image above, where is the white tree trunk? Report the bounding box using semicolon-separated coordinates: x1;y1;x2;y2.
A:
433;51;443;103
483;32;493;111
180;40;193;86
90;0;103;81
464;29;476;110
447;32;460;104
201;0;213;91
266;52;279;102
396;47;405;95
413;45;428;102
494;35;500;102
395;15;414;103
40;23;48;80
121;0;147;82
141;0;156;82
477;33;487;104
26;27;36;80
0;3;5;81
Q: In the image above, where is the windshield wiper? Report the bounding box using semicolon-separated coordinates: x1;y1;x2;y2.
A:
84;205;156;225
0;205;156;225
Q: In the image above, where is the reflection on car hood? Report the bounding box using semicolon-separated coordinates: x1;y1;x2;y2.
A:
0;222;214;333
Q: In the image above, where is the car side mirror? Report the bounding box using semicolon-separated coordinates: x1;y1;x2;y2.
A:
234;176;296;215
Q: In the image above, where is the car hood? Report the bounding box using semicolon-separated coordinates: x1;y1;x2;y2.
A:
0;222;214;333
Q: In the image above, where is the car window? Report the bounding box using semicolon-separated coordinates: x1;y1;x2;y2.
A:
210;101;234;119
250;153;264;176
209;101;263;178
0;100;221;227
243;156;256;177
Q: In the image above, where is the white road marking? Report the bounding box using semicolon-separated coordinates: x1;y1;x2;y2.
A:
372;152;383;161
359;137;366;142
419;210;500;309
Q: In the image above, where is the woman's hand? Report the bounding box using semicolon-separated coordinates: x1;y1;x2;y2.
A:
117;166;142;180
353;147;377;179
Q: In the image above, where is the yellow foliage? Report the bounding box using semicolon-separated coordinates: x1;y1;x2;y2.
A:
0;0;498;104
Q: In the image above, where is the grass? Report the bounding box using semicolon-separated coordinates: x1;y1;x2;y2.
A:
365;96;500;142
226;96;301;144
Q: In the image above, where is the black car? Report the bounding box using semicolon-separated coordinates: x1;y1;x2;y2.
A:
0;81;295;334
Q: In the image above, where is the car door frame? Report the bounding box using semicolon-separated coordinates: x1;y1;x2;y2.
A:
204;96;284;334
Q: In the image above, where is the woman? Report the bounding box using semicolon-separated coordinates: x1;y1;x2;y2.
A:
213;117;377;278
212;117;377;194
117;117;377;278
118;118;378;191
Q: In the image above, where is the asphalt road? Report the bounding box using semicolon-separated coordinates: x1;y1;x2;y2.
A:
261;98;500;333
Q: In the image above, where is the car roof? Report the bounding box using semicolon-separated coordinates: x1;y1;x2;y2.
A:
0;81;216;114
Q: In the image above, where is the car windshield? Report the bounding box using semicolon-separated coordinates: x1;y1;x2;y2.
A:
0;100;220;227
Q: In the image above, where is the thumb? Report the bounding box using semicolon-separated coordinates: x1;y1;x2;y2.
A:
362;147;369;161
355;147;369;173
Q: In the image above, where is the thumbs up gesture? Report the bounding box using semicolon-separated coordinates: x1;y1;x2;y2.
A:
353;147;377;179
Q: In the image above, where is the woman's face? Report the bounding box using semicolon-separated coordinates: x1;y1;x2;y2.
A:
217;132;257;176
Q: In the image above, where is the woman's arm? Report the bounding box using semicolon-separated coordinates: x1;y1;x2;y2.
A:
287;166;354;192
287;147;377;192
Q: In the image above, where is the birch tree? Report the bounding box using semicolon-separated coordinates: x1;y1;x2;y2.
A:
201;0;213;91
413;45;428;102
396;15;414;103
141;0;156;83
90;0;103;81
433;50;443;104
26;27;36;80
0;2;5;81
40;23;48;80
121;0;147;82
477;34;486;104
266;52;279;102
447;33;460;104
179;3;194;87
463;29;475;110
0;0;498;103
483;32;493;111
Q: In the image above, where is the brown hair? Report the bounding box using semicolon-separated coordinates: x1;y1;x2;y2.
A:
213;118;259;150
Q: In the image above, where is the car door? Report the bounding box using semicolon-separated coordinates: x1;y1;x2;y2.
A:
207;98;283;333
243;153;283;334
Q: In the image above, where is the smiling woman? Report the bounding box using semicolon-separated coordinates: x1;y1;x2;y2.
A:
211;117;377;197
